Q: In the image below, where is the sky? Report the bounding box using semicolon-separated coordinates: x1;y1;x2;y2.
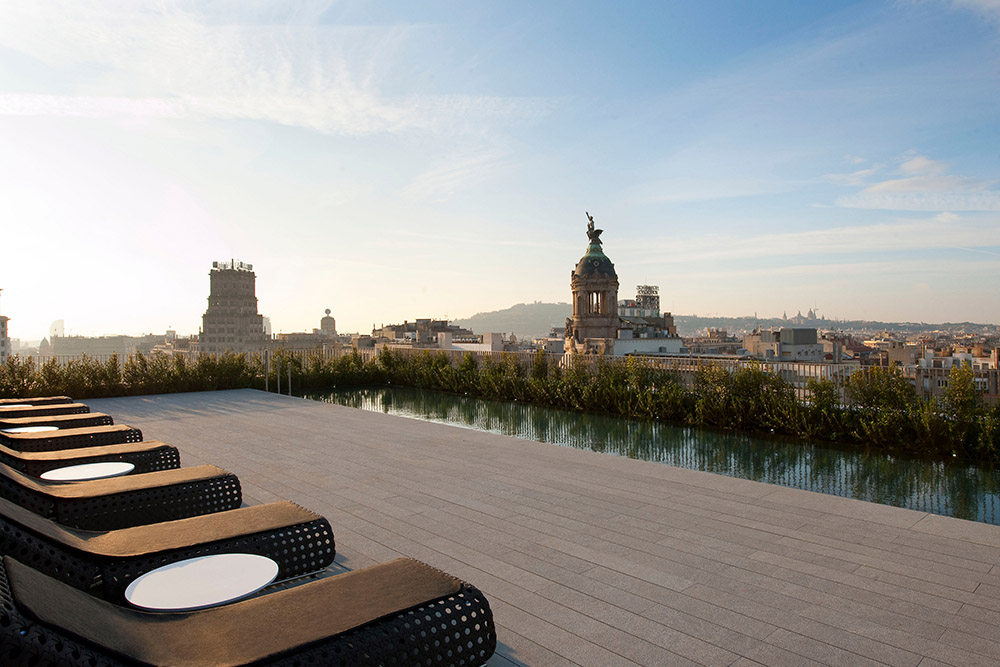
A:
1;0;999;340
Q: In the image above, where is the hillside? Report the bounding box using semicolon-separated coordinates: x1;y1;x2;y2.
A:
452;302;571;340
453;302;1000;339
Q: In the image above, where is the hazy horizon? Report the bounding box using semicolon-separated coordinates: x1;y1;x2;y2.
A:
2;1;999;341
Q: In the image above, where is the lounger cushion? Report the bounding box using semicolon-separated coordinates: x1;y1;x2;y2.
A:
0;438;179;477
0;438;171;464
0;494;320;557
0;424;141;451
0;402;90;418
0;412;113;429
0;396;72;406
2;461;227;499
7;556;462;667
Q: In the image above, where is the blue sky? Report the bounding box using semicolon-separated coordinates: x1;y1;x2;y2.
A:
1;0;999;339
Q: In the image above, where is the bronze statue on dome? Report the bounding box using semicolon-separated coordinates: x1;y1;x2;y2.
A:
585;211;603;243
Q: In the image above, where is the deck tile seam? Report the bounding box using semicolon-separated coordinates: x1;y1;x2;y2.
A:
772;533;997;579
667;569;933;665
745;551;964;614
332;501;738;665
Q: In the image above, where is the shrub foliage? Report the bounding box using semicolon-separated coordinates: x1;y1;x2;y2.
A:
2;350;997;463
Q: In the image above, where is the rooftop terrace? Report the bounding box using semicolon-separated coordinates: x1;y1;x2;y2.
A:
89;389;1000;666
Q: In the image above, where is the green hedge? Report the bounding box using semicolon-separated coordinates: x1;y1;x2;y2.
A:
3;349;997;463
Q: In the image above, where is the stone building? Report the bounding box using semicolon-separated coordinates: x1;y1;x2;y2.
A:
319;309;336;337
273;309;342;349
199;260;268;355
565;213;619;356
374;319;474;345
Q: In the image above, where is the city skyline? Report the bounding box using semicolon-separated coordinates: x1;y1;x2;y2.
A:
2;1;999;340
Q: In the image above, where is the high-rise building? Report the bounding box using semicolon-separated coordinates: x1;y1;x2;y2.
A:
199;260;268;355
0;315;10;363
564;213;619;356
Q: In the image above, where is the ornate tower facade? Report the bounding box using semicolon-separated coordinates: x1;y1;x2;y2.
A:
199;260;267;355
564;213;619;356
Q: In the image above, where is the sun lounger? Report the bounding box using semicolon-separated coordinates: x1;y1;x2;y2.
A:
0;424;144;452
0;460;241;530
0;402;90;418
0;395;74;406
0;439;180;477
0;554;495;667
0;495;334;602
0;412;114;431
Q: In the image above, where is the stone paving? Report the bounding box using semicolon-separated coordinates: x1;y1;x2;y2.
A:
88;389;1000;666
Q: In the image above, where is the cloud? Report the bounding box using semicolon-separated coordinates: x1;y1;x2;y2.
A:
823;166;881;187
835;153;1000;211
0;93;184;119
624;214;1000;266
400;150;510;203
899;154;946;175
0;2;552;136
944;0;1000;23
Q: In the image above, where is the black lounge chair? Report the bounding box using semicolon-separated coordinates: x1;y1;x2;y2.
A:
0;424;144;451
0;460;241;530
0;396;73;407
0;555;495;666
0;495;334;602
0;402;90;418
0;439;180;477
0;411;114;431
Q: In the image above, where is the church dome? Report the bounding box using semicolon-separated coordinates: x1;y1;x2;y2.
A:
574;242;617;277
573;213;617;277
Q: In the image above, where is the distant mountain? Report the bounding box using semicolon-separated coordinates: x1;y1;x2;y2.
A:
453;302;571;340
453;302;1000;340
673;315;1000;337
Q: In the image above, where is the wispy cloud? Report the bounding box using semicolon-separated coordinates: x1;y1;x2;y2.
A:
0;2;552;136
0;93;184;119
625;213;1000;265
835;153;1000;211
941;0;1000;24
400;150;511;203
822;165;882;187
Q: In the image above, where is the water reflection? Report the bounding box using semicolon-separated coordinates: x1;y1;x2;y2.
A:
305;387;1000;525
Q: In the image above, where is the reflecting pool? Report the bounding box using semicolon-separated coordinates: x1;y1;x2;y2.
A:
304;386;1000;525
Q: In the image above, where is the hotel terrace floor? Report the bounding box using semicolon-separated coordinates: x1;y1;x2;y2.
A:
89;389;1000;666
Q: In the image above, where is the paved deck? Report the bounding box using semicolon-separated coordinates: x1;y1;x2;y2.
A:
89;389;1000;666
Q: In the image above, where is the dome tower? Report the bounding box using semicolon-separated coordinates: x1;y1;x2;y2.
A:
564;212;619;356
